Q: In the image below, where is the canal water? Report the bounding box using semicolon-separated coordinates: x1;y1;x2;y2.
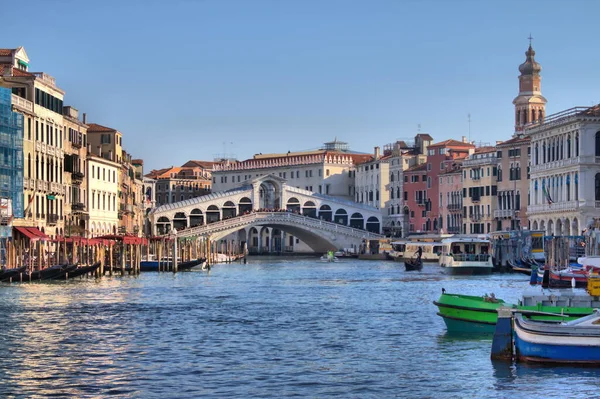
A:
0;258;599;398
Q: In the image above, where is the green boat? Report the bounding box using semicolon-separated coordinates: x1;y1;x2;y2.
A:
433;290;598;333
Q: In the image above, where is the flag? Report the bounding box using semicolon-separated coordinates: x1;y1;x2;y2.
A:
542;186;554;205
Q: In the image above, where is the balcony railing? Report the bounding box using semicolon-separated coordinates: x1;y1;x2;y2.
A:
493;209;514;218
470;214;483;222
71;202;85;212
72;171;84;182
446;227;461;233
47;214;59;225
416;199;426;206
71;141;82;149
447;204;462;211
527;201;580;214
11;94;33;113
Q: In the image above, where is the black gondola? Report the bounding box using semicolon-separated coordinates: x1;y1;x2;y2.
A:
0;266;28;282
404;257;423;271
177;258;206;271
20;264;69;281
58;262;101;279
43;264;78;280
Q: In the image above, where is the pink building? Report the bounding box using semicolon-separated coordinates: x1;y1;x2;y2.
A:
438;161;464;234
424;139;475;232
403;163;428;234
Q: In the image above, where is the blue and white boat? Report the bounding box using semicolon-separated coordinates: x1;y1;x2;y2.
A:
514;309;600;365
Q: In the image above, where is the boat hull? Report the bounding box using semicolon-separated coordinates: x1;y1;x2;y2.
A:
434;292;594;333
514;314;600;364
444;266;493;275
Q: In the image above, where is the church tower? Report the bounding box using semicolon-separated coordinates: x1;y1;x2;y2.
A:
513;39;547;132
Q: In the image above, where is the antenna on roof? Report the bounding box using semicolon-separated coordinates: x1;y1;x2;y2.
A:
467;113;471;142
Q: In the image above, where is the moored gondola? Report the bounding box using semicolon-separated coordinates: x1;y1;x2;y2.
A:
0;266;28;282
59;262;102;279
43;264;78;280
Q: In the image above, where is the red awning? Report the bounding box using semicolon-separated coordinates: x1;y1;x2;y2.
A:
14;226;50;241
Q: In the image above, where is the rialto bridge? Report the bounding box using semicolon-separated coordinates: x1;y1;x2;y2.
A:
149;175;385;253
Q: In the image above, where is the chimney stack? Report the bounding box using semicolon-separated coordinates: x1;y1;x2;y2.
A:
109;150;113;161
462;136;467;143
374;146;380;159
83;113;87;124
97;146;102;157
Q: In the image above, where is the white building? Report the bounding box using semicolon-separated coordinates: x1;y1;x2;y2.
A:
87;154;119;236
526;105;600;235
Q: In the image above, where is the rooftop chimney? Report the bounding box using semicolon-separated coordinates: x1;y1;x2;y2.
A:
97;146;102;157
83;113;87;124
374;146;380;160
462;136;467;143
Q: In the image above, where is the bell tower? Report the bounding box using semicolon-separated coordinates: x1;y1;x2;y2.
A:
513;36;547;132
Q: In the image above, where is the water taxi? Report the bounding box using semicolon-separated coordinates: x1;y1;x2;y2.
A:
438;237;493;274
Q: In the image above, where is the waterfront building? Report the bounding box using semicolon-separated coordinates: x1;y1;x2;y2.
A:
425;138;475;233
494;136;530;231
461;147;498;234
117;151;145;235
62;106;88;237
355;146;390;210
403;163;428;234
211;139;371;202
0;47;66;237
87;153;119;236
525;105;600;235
146;160;213;207
383;139;424;237
438;160;464;234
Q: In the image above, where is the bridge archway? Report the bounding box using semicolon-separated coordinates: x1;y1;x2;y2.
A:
350;212;364;229
223;201;237;219
259;180;281;209
239;197;252;215
287;197;301;213
319;205;332;221
173;212;187;230
206;205;220;223
303;201;317;218
334;209;348;225
157;216;170;234
366;216;380;233
190;209;204;227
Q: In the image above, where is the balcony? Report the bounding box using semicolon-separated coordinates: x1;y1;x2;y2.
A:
446;227;462;233
50;182;63;194
71;141;82;150
472;175;481;181
530;157;580;174
36;180;48;191
493;209;514;218
471;196;481;203
416;199;426;207
470;214;482;222
447;204;462;212
71;202;85;212
72;171;84;184
47;214;59;226
527;201;580;214
120;203;134;214
11;94;33;113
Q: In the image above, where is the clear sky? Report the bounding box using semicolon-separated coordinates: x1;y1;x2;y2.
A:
5;0;600;172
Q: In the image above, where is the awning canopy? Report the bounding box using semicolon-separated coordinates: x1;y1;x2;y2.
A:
95;234;148;245
14;226;50;241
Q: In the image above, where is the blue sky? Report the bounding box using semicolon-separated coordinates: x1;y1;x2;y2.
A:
5;0;600;171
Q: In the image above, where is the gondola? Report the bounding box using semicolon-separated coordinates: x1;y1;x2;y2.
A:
176;258;206;271
20;264;70;281
43;264;79;280
0;266;28;282
404;257;423;271
59;262;101;279
508;259;532;276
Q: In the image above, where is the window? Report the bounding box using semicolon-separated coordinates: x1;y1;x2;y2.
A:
440;162;444;171
326;169;330;176
427;163;431;171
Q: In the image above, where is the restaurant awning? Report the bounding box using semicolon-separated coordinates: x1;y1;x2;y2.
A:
14;226;50;241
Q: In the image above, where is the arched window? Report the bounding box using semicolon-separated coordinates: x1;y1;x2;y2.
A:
535;144;539;165
576;134;580;157
596;173;600;201
542;142;546;163
567;135;571;158
516;110;521;125
596;132;600;157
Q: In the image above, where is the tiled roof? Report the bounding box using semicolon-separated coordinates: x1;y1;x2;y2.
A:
405;163;427;173
87;123;116;133
429;139;475;148
474;146;496;154
0;49;14;56
182;160;217;169
496;136;530;147
0;64;33;77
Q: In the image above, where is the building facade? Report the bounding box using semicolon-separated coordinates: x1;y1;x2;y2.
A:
461;147;498;234
146;161;213;207
87;154;119;236
494;136;530;231
525;106;600;235
438;162;463;234
403;163;428;234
